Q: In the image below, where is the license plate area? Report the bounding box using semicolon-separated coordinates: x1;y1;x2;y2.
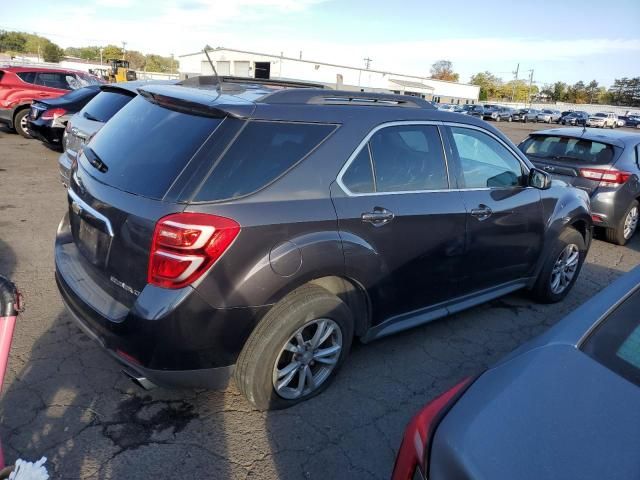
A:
70;212;112;267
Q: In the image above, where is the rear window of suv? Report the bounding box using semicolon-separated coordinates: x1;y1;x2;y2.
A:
520;135;616;164
194;121;336;202
581;288;640;388
81;90;135;123
82;95;222;199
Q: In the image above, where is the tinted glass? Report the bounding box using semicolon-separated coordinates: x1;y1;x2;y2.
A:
81;90;134;123
342;147;374;193
195;121;335;201
83;95;221;199
369;125;448;192
16;72;36;84
582;288;640;387
450;127;523;188
57;86;98;102
522;136;616;164
35;73;69;89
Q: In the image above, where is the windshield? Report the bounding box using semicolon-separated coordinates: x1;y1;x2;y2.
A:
594;113;606;118
581;288;640;388
522;135;616;164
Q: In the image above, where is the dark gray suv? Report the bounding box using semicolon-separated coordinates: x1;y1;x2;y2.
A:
55;81;592;410
519;128;640;245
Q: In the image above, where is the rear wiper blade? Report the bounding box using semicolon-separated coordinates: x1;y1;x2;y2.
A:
83;111;101;122
84;147;108;173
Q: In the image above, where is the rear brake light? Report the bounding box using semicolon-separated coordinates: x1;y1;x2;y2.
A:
392;377;475;480
41;108;67;120
580;168;631;186
148;213;240;289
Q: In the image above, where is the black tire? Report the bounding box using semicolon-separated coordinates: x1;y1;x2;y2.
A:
531;228;586;303
524;117;528;123
13;109;32;139
605;200;639;245
496;116;501;122
234;284;354;411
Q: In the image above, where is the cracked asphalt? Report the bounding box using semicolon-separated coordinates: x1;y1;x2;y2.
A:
1;121;639;479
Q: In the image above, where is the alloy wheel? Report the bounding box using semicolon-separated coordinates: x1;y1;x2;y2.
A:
272;318;343;400
550;244;579;294
624;206;639;240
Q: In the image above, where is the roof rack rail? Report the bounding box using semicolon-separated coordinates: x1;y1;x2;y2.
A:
260;89;435;108
178;75;325;90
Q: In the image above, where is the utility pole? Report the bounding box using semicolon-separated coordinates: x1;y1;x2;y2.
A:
171;53;175;75
363;57;372;70
511;63;520;102
99;47;104;65
122;41;127;60
527;69;534;107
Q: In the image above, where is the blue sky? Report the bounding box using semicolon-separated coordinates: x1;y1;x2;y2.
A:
3;0;639;87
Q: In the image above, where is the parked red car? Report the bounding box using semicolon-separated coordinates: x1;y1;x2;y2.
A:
0;66;103;138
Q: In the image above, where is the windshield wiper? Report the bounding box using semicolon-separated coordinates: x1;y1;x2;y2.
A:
84;147;108;173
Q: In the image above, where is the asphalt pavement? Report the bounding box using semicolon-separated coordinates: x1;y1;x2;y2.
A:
1;121;639;479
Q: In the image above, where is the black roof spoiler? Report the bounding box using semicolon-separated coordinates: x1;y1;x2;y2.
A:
260;89;435;108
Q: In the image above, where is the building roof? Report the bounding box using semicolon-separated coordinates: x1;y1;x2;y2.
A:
389;78;434;91
179;47;479;89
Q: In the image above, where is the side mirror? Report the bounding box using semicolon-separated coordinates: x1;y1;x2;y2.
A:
529;168;552;190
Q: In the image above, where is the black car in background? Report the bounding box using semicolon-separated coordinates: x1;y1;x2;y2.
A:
55;81;591;410
26;85;101;149
618;115;640;128
512;109;529;121
519;128;640;245
560;111;589;126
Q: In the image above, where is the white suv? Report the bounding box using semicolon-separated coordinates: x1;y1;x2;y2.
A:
587;112;618;128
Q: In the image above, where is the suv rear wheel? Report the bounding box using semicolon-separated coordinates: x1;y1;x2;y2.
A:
13;108;32;139
234;284;354;410
531;228;586;303
605;200;639;245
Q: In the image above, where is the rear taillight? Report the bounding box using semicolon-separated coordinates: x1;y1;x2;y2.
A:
580;168;631;187
41;108;67;120
148;213;240;289
392;377;475;480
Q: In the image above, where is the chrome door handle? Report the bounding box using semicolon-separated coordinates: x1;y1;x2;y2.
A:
470;205;493;221
361;208;394;226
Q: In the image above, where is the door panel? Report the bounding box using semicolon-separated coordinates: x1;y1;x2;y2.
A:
333;124;467;325
445;125;544;293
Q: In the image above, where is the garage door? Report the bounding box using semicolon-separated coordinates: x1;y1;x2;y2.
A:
235;61;250;77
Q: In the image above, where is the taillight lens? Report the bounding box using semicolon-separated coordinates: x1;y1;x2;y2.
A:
148;213;240;289
41;108;67;120
392;377;475;480
580;168;631;187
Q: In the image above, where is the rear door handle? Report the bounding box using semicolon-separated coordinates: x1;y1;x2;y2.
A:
470;205;493;221
361;208;394;226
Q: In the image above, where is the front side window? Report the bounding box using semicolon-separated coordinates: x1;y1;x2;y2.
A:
450;127;523;188
35;73;70;90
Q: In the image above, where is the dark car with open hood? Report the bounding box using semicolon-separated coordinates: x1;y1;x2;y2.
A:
55;77;591;410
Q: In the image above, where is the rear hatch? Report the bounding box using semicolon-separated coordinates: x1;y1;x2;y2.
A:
66;91;235;302
519;134;622;194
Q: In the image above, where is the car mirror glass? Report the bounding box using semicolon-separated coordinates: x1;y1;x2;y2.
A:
529;168;551;190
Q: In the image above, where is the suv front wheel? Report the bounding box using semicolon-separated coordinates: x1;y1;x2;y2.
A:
234;284;354;410
531;228;586;303
13;108;32;139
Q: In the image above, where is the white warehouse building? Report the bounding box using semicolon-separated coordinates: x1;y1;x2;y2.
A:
178;47;480;104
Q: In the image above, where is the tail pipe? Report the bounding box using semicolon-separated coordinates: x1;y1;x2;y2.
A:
121;368;157;391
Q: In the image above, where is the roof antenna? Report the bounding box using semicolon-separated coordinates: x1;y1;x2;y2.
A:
203;46;221;93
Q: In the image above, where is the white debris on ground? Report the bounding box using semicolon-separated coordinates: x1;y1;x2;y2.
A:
8;458;48;480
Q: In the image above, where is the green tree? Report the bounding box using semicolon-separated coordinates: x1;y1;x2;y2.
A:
0;30;27;52
470;71;502;100
127;50;146;70
42;42;64;62
430;60;460;82
585;80;599;104
102;44;123;61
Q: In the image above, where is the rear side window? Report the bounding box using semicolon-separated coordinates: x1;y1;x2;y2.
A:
83;96;221;199
581;288;640;387
16;72;36;84
194;121;335;202
81;90;134;122
522;136;616;164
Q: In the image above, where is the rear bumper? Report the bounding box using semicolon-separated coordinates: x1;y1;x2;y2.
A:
0;107;13;128
54;216;269;388
590;188;636;228
27;118;63;146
